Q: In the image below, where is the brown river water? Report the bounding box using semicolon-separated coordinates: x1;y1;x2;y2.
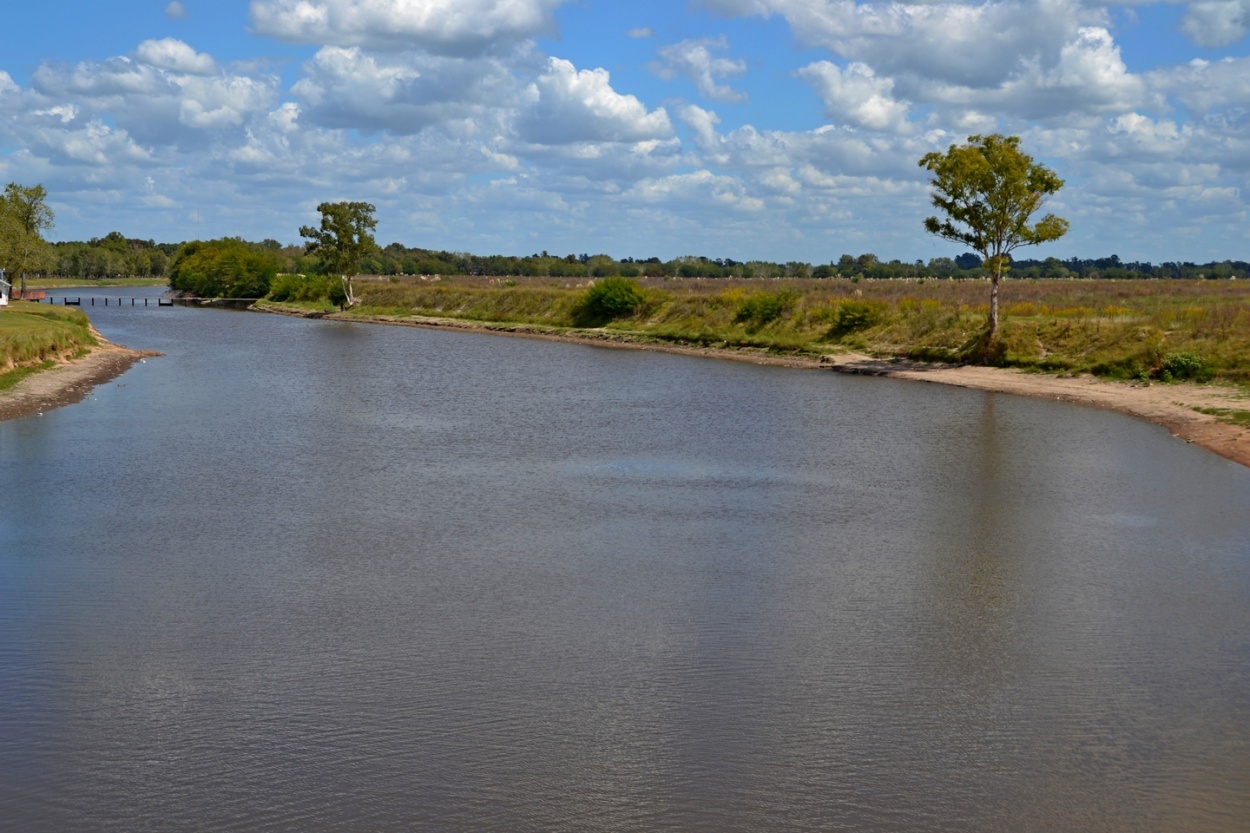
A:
1;287;1248;831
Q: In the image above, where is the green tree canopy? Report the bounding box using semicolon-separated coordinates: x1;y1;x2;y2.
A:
299;201;378;308
919;134;1068;339
169;238;283;299
0;183;56;292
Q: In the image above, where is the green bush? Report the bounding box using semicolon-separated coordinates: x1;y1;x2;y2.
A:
735;291;795;327
1159;352;1213;382
268;273;340;303
828;300;886;337
576;277;646;324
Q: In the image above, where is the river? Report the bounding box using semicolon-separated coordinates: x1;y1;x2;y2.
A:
2;286;1248;831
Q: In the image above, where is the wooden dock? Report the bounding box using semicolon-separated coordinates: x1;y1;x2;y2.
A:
34;297;175;307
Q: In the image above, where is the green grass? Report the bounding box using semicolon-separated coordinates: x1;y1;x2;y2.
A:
25;277;169;289
1194;407;1250;428
0;360;57;392
253;298;339;315
0;302;98;372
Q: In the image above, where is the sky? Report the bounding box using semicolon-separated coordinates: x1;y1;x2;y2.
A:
0;0;1247;264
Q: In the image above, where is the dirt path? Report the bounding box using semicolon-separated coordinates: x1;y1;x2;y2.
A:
0;338;158;423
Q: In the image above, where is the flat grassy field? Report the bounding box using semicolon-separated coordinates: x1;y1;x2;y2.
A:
335;275;1250;385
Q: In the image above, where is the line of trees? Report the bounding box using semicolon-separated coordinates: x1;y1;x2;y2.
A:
35;236;1250;283
52;233;175;279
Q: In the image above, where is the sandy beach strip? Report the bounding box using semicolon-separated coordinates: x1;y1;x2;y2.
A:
0;337;158;423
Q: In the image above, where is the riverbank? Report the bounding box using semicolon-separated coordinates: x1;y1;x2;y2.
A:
0;335;156;422
268;304;1250;469
826;354;1250;469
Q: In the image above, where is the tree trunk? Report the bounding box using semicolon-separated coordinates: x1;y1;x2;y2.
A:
341;274;357;309
988;263;1001;340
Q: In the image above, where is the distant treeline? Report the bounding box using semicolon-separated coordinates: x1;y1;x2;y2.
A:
48;233;1250;281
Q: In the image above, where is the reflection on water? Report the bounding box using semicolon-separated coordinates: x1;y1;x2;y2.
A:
1;287;1248;832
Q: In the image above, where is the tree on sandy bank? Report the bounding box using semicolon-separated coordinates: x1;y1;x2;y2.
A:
919;135;1068;341
299;201;377;308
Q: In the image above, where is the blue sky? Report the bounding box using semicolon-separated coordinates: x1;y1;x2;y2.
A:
1;0;1247;264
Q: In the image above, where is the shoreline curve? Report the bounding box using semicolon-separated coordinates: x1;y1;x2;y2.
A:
308;307;1250;470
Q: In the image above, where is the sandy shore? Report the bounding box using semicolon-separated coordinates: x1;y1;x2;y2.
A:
325;310;1250;470
824;354;1250;469
0;335;158;423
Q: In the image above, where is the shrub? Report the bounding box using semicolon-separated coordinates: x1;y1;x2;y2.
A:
1159;352;1213;382
575;277;646;324
735;291;795;327
268;273;340;304
828;300;886;338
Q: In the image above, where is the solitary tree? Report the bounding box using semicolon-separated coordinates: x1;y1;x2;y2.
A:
0;183;56;295
299;201;377;308
919;135;1068;339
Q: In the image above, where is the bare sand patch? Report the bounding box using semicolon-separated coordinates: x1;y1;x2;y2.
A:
825;354;1250;469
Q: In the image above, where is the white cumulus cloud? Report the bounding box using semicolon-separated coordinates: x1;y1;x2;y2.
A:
250;0;567;55
798;61;911;132
699;0;1103;99
991;26;1149;120
29;48;280;146
1148;57;1250;115
135;38;217;74
653;37;748;103
1180;0;1250;47
626;170;765;213
32;119;154;167
516;58;673;145
292;46;516;134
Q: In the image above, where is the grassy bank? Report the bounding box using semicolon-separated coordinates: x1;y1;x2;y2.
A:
268;275;1250;386
24;277;169;289
0;302;98;388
